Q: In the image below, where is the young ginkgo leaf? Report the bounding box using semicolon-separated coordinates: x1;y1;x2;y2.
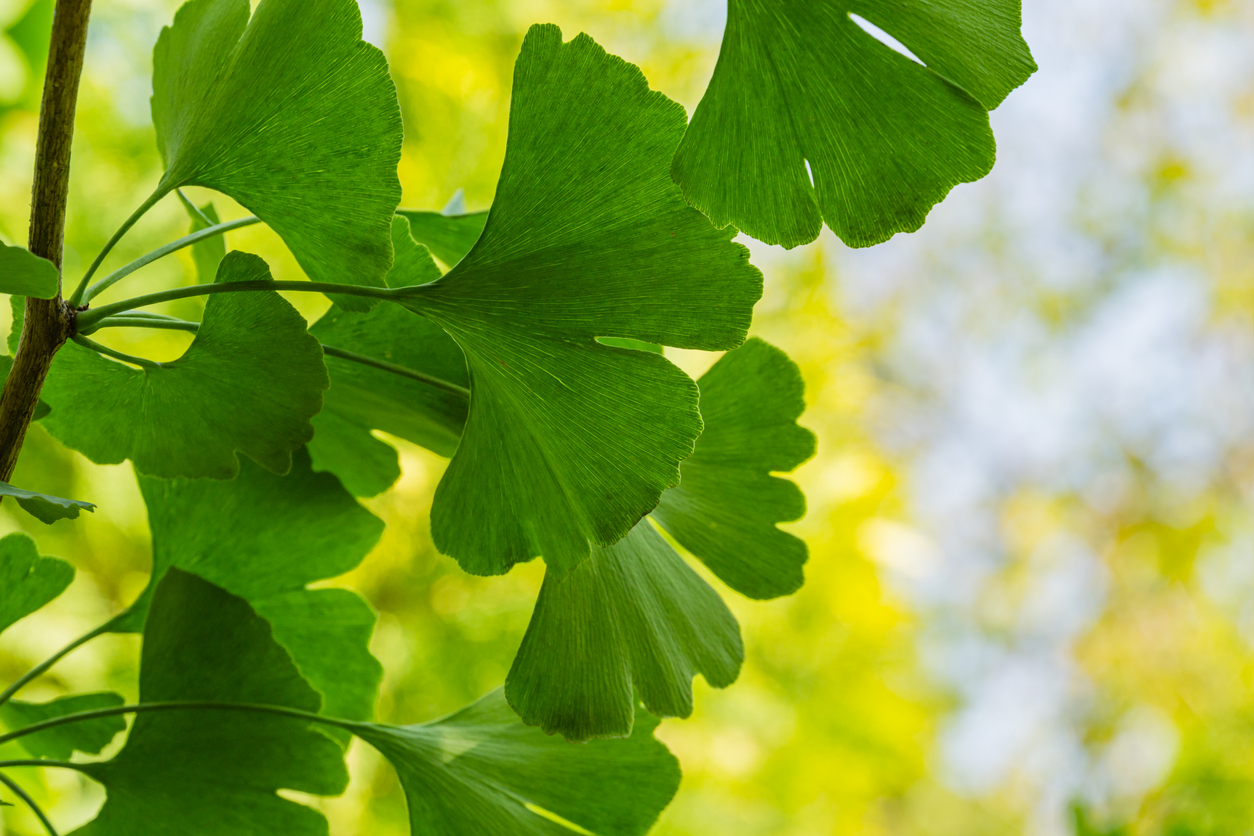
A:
671;0;1036;249
396;24;762;577
151;0;402;309
353;689;680;836
0;533;72;636
396;208;488;269
40;252;328;479
506;521;743;742
653;338;816;599
77;570;347;836
307;218;469;496
180;195;225;282
115;451;385;728
0;240;59;298
0;480;95;524
0;693;126;760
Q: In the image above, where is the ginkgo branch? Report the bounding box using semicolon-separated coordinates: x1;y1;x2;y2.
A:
0;771;59;836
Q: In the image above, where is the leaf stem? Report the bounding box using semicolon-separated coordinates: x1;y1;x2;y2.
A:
0;771;59;836
67;187;169;308
0;623;109;709
0;760;83;772
71;336;162;370
82;215;260;304
176;189;214;228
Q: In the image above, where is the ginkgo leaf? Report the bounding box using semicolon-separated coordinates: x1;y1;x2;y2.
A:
653;338;816;599
179;195;225;282
0;240;58;298
0;480;95;524
0;533;72;636
116;450;385;728
671;0;1036;248
307;218;469;496
151;0;402;308
0;693;126;760
77;569;347;836
40;251;328;479
397;25;762;577
396;208;487;268
1;354;50;421
506;521;743;741
353;689;680;836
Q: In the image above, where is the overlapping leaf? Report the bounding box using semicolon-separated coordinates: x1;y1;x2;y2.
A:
354;689;680;836
41;252;328;479
77;570;348;836
397;25;762;576
0;480;95;524
397;208;487;268
0;693;126;759
0;241;58;298
0;533;72;636
179;195;225;282
151;0;403;307
672;0;1036;248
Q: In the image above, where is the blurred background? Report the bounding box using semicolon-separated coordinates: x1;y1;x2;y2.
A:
0;0;1251;833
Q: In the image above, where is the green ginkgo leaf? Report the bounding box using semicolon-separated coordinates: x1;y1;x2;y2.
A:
506;521;743;741
151;0;402;308
354;689;680;836
41;252;328;479
78;570;347;836
397;25;762;577
396;208;487;268
179;194;225;282
116;450;385;728
0;240;58;298
0;693;126;760
0;533;72;636
671;0;1036;248
653;338;816;599
0;480;95;524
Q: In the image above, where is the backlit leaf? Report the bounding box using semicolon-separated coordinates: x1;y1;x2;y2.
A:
179;195;225;283
396;209;487;269
0;241;58;299
0;533;72;636
0;480;95;524
0;693;126;760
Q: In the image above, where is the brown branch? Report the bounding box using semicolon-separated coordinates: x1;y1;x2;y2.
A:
0;0;92;481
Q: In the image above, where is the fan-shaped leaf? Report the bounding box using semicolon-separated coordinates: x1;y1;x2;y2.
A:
0;693;126;760
0;534;72;636
396;209;487;269
672;0;1035;248
0;241;58;298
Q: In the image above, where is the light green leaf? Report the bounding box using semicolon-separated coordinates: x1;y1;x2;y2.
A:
671;0;1036;248
653;338;815;599
152;0;403;309
0;480;95;524
179;194;225;282
307;218;469;495
506;521;743;741
396;209;487;269
354;689;680;836
0;241;58;299
0;693;126;760
117;450;385;728
78;570;347;836
0;533;72;636
41;251;328;479
397;25;762;577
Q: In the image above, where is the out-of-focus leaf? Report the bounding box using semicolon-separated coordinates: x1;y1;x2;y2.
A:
653;338;815;598
151;0;402;309
396;209;487;268
0;693;126;760
353;689;680;836
0;480;95;524
672;0;1035;248
41;252;328;479
77;570;347;836
179;195;225;283
506;521;743;741
397;25;761;577
0;533;72;636
0;241;58;298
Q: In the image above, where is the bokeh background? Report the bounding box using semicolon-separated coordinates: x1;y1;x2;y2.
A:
0;0;1251;833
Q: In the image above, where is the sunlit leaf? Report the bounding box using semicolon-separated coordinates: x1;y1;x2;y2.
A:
672;0;1035;248
41;252;328;479
77;570;347;836
0;480;95;524
506;521;743;741
0;240;58;298
396;208;487;268
354;689;680;836
152;0;402;308
398;25;762;577
0;533;72;636
179;195;225;283
0;693;126;760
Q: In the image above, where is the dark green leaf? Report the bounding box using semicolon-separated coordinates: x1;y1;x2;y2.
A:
152;0;403;308
78;570;347;836
0;693;126;759
506;521;743;741
396;209;487;269
0;533;72;636
41;252;328;479
0;480;95;524
671;0;1035;248
397;25;762;577
0;240;58;298
653;338;815;598
179;195;225;282
354;689;680;836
